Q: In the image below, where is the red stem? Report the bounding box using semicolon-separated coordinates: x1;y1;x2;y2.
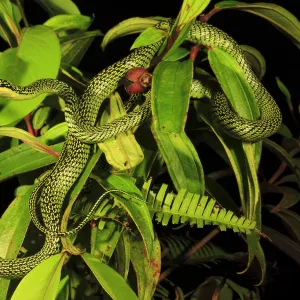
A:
24;113;36;136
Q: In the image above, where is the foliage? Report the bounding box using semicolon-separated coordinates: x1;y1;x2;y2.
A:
0;0;299;299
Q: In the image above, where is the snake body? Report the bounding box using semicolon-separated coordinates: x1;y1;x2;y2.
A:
0;21;281;278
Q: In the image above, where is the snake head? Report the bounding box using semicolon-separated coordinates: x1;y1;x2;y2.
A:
154;19;173;33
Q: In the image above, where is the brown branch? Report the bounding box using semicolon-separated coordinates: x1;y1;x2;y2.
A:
200;8;222;23
268;145;300;185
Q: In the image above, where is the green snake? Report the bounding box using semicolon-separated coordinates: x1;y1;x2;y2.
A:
0;20;281;278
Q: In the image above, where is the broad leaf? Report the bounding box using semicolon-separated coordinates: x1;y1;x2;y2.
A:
152;60;205;196
0;142;62;181
131;27;167;50
0;25;61;125
11;253;67;300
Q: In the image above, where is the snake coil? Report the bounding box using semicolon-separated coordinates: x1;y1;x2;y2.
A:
0;20;281;278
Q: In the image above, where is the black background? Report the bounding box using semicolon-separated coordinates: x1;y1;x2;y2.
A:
1;0;300;298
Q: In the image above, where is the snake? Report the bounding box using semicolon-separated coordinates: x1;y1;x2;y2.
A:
0;20;281;278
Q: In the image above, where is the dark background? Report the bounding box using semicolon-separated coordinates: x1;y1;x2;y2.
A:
1;0;300;298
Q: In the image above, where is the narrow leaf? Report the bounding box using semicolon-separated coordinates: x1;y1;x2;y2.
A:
241;45;266;80
152;60;205;196
44;14;92;32
215;2;300;48
81;252;138;300
130;233;161;300
0;127;60;158
101;17;158;50
179;0;210;25
11;253;66;300
34;0;80;16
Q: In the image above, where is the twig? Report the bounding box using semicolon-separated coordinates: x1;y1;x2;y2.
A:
200;8;222;23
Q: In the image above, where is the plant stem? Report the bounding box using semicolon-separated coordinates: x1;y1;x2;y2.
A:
200;8;222;23
16;0;29;27
24;113;35;136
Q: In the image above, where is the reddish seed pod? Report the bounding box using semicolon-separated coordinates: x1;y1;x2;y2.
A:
124;67;152;94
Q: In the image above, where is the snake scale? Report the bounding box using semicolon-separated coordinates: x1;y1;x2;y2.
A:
0;20;281;278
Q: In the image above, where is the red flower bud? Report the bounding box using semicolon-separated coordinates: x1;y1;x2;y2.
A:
124;67;152;94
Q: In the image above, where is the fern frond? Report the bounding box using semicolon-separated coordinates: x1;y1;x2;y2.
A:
142;180;256;234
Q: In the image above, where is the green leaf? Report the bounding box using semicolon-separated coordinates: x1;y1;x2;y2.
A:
152;60;205;196
241;45;266;80
0;278;9;300
0;186;33;259
272;187;300;211
152;60;193;133
208;47;259;120
164;47;190;61
278;123;293;138
56;275;69;300
40;122;68;144
81;252;138;300
0;142;62;181
114;231;131;279
101;17;158;50
262;225;300;266
275;77;294;116
90;222;123;263
163;21;194;61
131;26;167;50
0;0;20;46
130;233;161;300
0;25;61;125
267;206;300;244
34;0;80;16
32;106;52;130
91;173;154;260
0;127;60;158
263;138;300;184
11;253;66;300
61;30;103;66
215;1;300;48
44;14;92;32
178;0;210;25
208;47;262;218
194;94;261;272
